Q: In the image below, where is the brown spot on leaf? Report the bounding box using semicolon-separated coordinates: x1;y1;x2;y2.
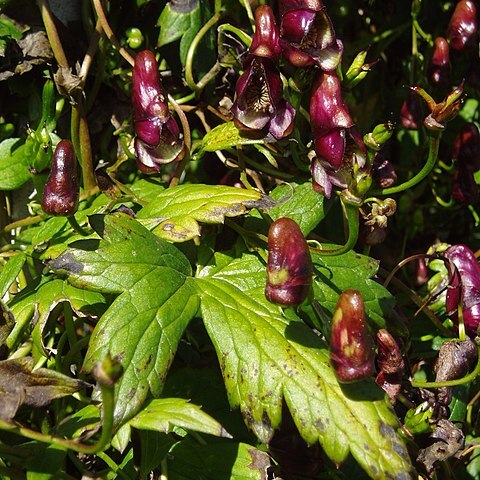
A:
247;448;271;473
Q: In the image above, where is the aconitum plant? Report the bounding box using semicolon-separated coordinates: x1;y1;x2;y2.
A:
1;0;480;479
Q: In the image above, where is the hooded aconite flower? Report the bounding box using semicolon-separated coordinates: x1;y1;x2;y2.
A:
447;0;478;51
278;0;343;70
132;50;185;173
231;6;295;139
428;37;451;88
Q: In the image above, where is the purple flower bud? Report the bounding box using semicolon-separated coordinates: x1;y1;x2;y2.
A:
278;0;342;70
132;50;185;171
231;56;295;139
447;0;478;51
249;6;282;59
310;72;353;167
428;37;451;88
415;257;429;286
400;91;423;130
42;140;79;216
329;289;376;383
453;123;480;172
265;217;313;306
443;244;480;337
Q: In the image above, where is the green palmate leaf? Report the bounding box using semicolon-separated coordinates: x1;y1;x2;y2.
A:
0;138;31;190
49;213;199;427
137;184;274;242
269;181;328;236
7;278;106;355
196;122;267;155
197;250;413;479
168;439;271;480
129;397;231;438
0;252;26;298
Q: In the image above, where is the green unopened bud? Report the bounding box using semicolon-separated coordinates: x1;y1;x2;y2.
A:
92;353;123;387
363;121;394;151
344;50;377;88
125;27;144;49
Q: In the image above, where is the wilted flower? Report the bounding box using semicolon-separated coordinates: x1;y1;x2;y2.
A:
132;50;186;172
265;217;313;306
329;289;376;383
428;37;451;88
231;6;295;139
447;0;478;51
375;328;404;401
443;244;480;337
278;0;343;70
42;140;79;216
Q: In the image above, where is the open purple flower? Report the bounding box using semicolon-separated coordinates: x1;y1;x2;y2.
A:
278;0;343;70
132;50;185;172
443;244;480;337
447;0;478;52
231;6;295;139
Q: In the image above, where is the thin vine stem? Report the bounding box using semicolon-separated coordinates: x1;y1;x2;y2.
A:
373;130;442;196
411;346;480;388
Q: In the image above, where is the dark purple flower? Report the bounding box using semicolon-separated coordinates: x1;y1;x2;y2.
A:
329;289;376;383
132;50;186;172
265;217;313;306
231;6;295;139
452;166;479;205
400;91;423;130
443;244;480;337
279;0;343;70
428;37;451;88
447;0;478;51
453;123;480;172
42;140;79;216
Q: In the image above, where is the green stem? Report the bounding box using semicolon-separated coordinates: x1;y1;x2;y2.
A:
185;11;223;92
68;216;89;236
411;346;480;388
310;200;359;256
0;383;114;454
218;24;252;47
373;130;441;196
77;101;97;191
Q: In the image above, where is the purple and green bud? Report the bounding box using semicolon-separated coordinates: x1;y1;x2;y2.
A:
231;6;295;139
329;289;376;383
42;140;79;216
278;0;343;70
363;121;394;152
443;244;480;337
132;50;186;172
447;0;478;52
400;91;423;130
265;217;313;306
428;37;451;88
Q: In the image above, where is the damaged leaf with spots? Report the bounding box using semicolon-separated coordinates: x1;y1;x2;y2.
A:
0;357;88;422
136;184;276;242
49;213;199;427
197;249;414;479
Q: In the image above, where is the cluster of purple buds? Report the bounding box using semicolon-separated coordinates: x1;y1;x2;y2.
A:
231;6;294;140
132;50;186;173
443;244;480;337
428;37;451;89
452;123;480;205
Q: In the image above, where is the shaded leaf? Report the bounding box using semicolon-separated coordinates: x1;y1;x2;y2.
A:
0;300;14;348
197;250;413;478
0;138;31;190
0;252;26;298
25;443;65;480
168;439;271;480
0;357;87;421
269;181;328;236
136;184;275;242
130;397;231;438
137;430;176;478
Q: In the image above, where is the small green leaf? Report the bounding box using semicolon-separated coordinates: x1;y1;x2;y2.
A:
0;138;31;190
157;0;200;47
0;252;26;298
168;439;271;480
197;122;267;154
269;181;329;236
0;18;22;40
130;398;231;438
137;184;274;242
197;250;413;478
25;443;65;480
